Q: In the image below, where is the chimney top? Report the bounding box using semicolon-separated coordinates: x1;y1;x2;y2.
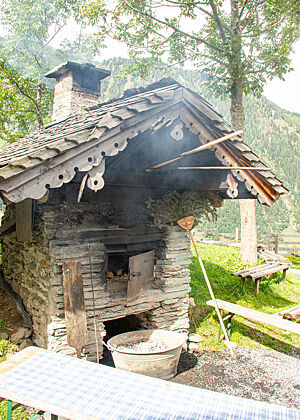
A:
45;62;111;122
45;61;111;81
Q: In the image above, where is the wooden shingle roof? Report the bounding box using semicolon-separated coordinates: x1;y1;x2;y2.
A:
0;79;287;204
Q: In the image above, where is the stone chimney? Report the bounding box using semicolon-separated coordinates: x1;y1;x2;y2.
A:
45;61;111;122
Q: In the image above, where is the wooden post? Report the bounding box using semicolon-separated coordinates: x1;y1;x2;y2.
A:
16;199;32;242
274;231;278;254
235;227;239;244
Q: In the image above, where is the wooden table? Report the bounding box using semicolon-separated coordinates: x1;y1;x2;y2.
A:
0;346;299;419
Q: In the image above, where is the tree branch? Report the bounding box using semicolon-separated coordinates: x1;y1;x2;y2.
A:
195;5;232;33
208;0;227;42
121;0;224;53
46;23;66;46
4;72;43;127
238;0;249;21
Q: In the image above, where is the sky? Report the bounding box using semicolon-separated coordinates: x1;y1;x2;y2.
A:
262;41;300;114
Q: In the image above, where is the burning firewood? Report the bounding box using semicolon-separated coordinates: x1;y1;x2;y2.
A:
116;269;123;276
106;271;114;279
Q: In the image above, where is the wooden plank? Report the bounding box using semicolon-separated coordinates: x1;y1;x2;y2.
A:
62;261;87;358
15;199;32;242
206;299;300;335
277;234;300;238
275;305;300;320
233;263;275;277
250;265;289;279
196;239;241;248
195;232;235;238
278;247;300;252
257;249;291;264
278;242;300;246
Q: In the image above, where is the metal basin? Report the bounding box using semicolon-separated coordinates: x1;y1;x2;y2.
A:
107;329;187;380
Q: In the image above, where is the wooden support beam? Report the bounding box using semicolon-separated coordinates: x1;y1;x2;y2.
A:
15;199;32;242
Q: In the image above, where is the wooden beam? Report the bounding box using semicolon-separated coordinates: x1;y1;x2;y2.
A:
206;299;300;335
62;260;87;358
178;166;270;171
181;130;243;156
147;130;243;170
16;199;32;242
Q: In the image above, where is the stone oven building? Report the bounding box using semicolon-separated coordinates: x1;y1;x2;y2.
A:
0;62;287;360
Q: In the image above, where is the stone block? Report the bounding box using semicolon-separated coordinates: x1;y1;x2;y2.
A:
11;327;32;344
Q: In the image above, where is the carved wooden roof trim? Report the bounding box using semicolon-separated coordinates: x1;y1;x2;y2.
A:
0;80;288;204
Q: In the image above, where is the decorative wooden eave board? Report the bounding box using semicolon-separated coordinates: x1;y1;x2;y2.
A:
178;99;287;204
0;80;287;204
0;99;184;202
0;84;179;168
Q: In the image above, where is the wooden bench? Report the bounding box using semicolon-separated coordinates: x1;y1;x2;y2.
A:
206;299;300;339
232;262;290;293
274;304;300;320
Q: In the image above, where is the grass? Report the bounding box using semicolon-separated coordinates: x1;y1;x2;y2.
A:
189;243;300;354
286;254;300;270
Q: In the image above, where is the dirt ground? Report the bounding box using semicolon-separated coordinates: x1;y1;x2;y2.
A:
0;284;25;335
1;284;300;410
173;347;300;409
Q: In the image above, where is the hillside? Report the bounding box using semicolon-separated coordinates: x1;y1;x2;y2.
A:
100;58;300;234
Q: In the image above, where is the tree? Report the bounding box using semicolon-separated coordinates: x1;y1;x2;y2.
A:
0;0;97;78
0;56;52;142
0;0;98;141
80;0;299;263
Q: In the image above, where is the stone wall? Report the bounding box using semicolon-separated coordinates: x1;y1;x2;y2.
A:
1;185;192;360
2;206;54;348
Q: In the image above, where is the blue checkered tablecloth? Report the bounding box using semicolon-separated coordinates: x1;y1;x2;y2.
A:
0;350;299;419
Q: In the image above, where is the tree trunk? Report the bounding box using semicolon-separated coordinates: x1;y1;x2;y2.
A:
230;0;257;265
239;200;258;265
230;80;258;265
36;79;43;128
230;81;258;265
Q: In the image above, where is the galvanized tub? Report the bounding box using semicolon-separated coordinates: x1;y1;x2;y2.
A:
107;329;187;380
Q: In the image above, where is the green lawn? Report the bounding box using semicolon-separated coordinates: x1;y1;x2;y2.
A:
189;243;300;354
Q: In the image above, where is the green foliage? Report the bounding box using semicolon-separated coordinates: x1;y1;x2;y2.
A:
79;0;300;103
145;191;220;228
0;0;97;79
189;243;300;353
286;255;300;270
0;56;53;142
0;0;100;142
